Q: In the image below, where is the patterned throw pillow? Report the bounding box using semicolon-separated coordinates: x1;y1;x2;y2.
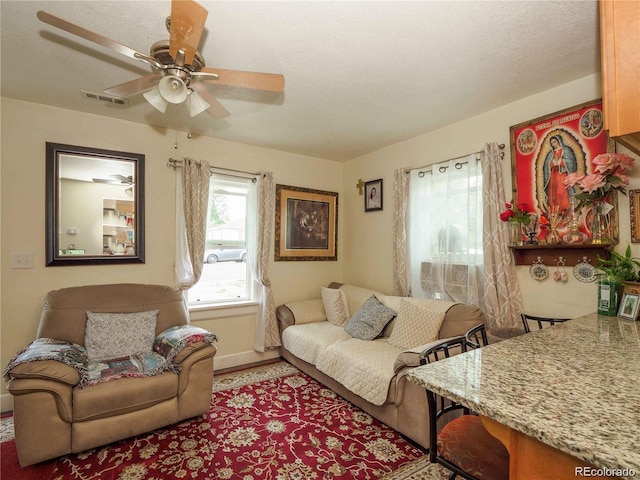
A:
388;299;445;350
321;287;350;326
345;295;397;340
85;310;159;362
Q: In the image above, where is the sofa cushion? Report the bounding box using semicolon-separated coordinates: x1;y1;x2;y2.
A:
316;338;402;405
377;294;404;314
321;287;350;326
338;284;382;319
85;310;158;362
345;295;397;340
281;322;351;365
438;303;486;339
37;284;189;347
73;371;178;422
388;299;445;350
285;299;327;324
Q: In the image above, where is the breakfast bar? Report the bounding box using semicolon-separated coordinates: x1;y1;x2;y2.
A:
407;313;640;480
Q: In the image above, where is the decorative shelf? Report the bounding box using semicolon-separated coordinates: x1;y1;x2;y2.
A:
509;244;613;267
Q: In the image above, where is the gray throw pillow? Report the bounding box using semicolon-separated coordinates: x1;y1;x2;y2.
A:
85;310;158;362
345;295;396;340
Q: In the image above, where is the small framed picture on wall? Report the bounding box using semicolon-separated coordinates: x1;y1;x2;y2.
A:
365;179;383;212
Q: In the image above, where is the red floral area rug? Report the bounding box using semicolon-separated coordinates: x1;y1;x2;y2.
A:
1;363;447;479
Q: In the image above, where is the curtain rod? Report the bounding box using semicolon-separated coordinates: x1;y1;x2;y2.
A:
412;144;505;177
167;158;259;182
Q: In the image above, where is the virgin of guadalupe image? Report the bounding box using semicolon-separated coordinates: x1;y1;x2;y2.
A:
536;131;586;215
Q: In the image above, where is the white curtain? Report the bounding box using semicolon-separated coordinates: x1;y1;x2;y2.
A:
481;142;523;329
408;155;484;307
248;172;279;351
393;168;411;296
175;158;211;291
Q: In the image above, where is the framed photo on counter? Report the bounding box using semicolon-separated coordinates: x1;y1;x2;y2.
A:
618;292;640;321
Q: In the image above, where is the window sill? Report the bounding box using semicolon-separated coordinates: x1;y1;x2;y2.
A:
189;300;260;321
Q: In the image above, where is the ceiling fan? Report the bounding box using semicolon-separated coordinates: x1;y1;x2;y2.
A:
92;174;135;197
37;0;285;119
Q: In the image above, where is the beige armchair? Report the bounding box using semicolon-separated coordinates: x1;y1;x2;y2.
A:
4;283;217;466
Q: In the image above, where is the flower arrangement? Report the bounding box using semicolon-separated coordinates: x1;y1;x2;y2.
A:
563;153;635;208
500;201;533;225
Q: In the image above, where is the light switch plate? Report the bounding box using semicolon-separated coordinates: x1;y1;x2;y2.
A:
12;252;33;269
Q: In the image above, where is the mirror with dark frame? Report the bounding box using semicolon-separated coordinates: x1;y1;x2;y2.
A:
46;142;145;266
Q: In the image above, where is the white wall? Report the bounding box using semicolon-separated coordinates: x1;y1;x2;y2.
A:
3;73;639;407
343;73;640;318
0;97;344;404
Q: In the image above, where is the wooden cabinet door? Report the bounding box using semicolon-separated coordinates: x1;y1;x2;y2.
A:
600;0;640;137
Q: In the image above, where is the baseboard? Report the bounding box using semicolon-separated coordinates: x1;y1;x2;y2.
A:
0;350;280;414
1;393;14;413
214;350;280;372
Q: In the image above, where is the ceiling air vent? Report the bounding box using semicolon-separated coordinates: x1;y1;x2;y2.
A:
81;90;129;107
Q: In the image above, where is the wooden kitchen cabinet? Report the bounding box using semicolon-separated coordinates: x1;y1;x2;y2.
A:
600;0;640;153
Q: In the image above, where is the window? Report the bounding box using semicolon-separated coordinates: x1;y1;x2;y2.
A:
408;156;484;305
188;175;253;306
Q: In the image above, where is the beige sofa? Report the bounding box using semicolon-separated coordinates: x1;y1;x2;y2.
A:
4;283;217;466
277;282;485;449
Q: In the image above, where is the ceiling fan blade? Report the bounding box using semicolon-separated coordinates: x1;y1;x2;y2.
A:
110;174;134;184
169;0;208;66
92;178;119;184
192;84;230;118
198;68;285;92
37;11;160;68
103;74;161;98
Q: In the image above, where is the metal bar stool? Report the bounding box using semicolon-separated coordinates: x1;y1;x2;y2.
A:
521;313;570;333
421;327;509;480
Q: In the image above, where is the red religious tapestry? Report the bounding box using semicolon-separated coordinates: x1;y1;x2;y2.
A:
509;99;615;242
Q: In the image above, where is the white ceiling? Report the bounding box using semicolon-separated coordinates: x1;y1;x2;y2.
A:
1;0;601;162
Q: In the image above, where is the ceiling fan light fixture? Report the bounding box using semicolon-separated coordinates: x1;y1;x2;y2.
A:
37;5;285;120
187;89;210;117
159;75;188;104
143;87;168;113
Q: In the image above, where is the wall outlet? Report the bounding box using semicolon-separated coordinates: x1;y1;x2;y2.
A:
12;252;33;269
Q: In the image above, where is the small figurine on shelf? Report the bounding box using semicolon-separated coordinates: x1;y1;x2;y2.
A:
523;216;539;245
562;197;587;245
543;206;566;245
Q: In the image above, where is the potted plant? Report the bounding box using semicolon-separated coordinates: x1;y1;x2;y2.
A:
595;245;640;315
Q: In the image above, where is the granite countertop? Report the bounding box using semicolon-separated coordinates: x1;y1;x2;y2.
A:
407;313;640;478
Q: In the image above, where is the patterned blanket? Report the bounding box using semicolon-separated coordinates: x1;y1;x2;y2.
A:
154;325;219;363
4;326;218;388
2;338;88;381
84;352;172;387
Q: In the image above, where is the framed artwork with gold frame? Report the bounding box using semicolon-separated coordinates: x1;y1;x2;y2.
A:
630;189;640;243
275;184;338;261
